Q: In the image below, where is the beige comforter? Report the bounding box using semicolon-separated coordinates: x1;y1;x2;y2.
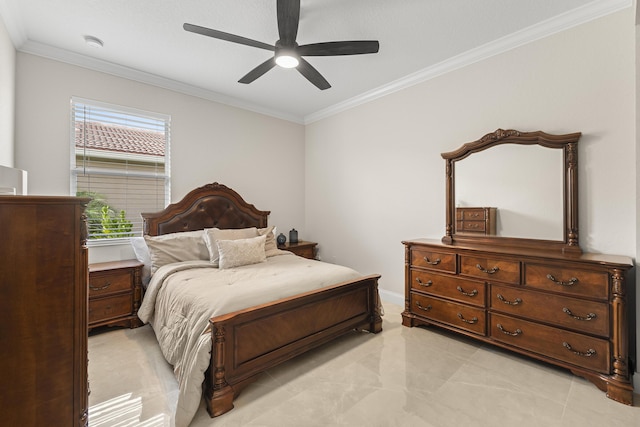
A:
137;252;362;427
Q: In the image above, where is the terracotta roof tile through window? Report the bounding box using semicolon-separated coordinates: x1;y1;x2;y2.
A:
75;121;165;156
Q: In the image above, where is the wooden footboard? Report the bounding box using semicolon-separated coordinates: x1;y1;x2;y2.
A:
204;274;382;417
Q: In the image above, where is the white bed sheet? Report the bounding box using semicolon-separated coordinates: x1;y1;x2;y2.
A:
137;252;363;427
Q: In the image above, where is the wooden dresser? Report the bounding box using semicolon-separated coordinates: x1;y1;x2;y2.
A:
89;260;143;331
0;196;89;426
456;207;496;235
402;238;634;404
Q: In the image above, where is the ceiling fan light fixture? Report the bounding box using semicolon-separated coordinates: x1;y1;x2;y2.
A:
275;51;299;68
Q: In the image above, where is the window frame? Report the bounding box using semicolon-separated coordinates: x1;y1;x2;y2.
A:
70;97;171;246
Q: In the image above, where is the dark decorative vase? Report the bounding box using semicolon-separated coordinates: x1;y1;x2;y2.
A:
277;233;286;245
289;228;298;243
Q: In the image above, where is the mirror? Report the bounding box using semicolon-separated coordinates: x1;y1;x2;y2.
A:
441;129;582;253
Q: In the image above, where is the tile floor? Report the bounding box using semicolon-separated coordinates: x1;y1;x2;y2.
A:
88;302;640;427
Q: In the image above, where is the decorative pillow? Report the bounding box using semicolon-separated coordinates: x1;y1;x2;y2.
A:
144;230;210;274
258;226;279;257
217;235;267;269
203;227;258;266
130;237;152;286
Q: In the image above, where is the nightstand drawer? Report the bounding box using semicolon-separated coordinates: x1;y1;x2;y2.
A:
89;270;132;297
88;260;143;330
89;294;132;324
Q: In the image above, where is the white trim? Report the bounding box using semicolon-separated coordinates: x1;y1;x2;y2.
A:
2;0;631;125
304;0;632;124
19;41;305;124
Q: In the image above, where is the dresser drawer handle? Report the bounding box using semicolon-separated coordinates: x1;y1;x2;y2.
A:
416;301;432;312
476;264;499;274
90;282;111;291
423;257;441;265
562;342;596;357
457;313;478;324
456;286;478;297
562;307;597;321
497;324;522;336
416;278;433;287
496;294;522;306
546;274;578;287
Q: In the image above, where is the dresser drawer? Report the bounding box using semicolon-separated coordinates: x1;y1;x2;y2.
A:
490;284;609;337
410;248;456;273
89;294;133;324
460;255;520;284
457;208;488;221
411;293;486;335
524;263;608;299
410;270;486;307
489;313;609;374
456;220;486;233
89;270;132;297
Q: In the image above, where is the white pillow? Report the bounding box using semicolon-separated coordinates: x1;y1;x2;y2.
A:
203;227;258;266
217;235;267;269
258;226;279;257
144;230;210;274
130;237;152;286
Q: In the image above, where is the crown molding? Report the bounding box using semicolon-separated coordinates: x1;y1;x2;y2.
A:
2;0;631;126
303;0;632;124
17;40;305;124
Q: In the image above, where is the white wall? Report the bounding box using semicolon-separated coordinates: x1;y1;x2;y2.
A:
14;54;306;263
305;10;636;304
0;15;15;166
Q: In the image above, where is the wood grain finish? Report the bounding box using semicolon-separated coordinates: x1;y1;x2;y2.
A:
402;238;634;405
278;240;317;259
88;260;143;330
456;207;496;235
0;196;89;426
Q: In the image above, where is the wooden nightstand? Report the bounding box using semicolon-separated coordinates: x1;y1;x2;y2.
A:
278;240;317;259
88;259;143;331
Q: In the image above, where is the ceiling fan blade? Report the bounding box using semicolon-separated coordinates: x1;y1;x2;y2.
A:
297;41;380;56
296;58;331;90
184;23;275;51
277;0;300;45
238;57;277;84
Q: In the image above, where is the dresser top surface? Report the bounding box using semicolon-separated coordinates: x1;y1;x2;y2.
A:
402;238;633;268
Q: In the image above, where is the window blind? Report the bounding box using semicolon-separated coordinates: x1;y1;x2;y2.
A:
71;98;171;241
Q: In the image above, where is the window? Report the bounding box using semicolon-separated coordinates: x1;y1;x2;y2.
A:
71;98;170;242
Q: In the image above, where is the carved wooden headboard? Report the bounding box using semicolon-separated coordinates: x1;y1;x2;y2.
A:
142;182;270;236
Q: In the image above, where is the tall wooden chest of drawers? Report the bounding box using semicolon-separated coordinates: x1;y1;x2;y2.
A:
0;196;89;426
402;238;634;404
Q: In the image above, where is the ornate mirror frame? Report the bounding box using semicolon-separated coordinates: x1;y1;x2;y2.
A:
441;129;582;254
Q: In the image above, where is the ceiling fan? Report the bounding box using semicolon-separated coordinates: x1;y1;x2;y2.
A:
183;0;379;90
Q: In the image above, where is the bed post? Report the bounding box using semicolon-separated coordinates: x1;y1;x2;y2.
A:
370;277;383;333
204;324;235;417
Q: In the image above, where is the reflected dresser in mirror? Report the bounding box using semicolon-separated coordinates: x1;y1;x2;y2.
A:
402;129;635;405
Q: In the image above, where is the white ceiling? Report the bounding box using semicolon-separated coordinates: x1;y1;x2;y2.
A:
0;0;631;123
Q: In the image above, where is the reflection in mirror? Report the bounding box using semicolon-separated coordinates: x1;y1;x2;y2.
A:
455;144;563;240
442;129;581;253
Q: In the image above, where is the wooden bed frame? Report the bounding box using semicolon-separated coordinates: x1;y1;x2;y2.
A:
142;182;383;418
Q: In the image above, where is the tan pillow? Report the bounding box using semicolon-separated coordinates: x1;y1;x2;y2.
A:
258;226;279;257
203;227;258;266
144;230;210;274
217;235;267;269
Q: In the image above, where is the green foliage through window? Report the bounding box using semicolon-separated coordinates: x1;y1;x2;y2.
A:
78;191;133;239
